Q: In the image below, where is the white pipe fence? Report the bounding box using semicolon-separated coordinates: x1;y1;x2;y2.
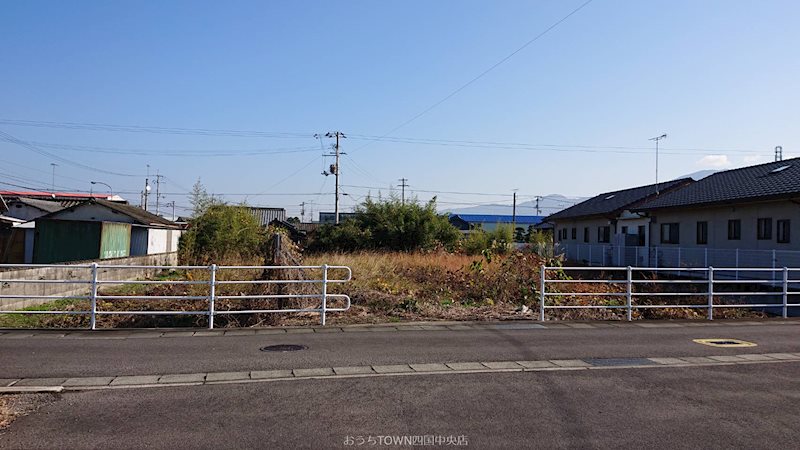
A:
560;243;800;277
539;265;800;321
0;263;352;329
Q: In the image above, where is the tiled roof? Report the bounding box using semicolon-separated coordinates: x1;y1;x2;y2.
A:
545;179;693;221
38;199;180;228
9;197;64;213
634;157;800;211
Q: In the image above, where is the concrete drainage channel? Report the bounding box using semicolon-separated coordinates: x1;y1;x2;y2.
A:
2;353;800;394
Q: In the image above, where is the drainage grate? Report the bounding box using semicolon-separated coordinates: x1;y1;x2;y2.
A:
692;338;756;348
260;344;307;352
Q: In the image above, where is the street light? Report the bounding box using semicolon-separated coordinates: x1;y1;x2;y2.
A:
90;181;113;198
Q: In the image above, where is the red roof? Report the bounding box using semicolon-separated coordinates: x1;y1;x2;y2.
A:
0;191;113;199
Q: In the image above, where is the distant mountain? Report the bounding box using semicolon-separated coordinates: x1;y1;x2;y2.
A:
676;170;718;181
443;194;586;217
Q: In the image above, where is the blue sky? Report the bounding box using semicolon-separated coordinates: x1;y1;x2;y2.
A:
2;0;798;218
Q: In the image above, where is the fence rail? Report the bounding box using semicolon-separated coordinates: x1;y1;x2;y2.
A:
539;265;800;321
0;263;352;329
559;243;800;273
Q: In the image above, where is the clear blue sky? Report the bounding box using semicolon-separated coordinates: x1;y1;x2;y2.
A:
2;0;798;218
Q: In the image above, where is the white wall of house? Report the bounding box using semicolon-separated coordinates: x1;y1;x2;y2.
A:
147;229;181;254
649;200;800;252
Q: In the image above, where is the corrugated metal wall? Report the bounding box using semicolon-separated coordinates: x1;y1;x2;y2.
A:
130;227;149;256
33;220;102;263
99;222;131;259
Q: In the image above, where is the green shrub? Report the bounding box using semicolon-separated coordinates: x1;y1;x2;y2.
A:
308;197;460;252
179;204;266;264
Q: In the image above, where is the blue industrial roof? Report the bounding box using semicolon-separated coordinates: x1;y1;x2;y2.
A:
450;214;544;225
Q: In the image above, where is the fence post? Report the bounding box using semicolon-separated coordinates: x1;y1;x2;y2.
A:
735;249;739;280
707;267;714;321
321;264;328;326
89;262;98;330
208;264;217;329
782;267;789;319
589;245;592;266
704;248;708;267
772;250;777;282
626;266;632;321
635;246;639;266
539;265;546;322
677;247;682;268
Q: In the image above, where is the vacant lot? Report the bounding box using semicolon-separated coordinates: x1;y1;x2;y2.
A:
0;249;765;329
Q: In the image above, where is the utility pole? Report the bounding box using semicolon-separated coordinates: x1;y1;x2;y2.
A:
143;164;151;211
649;134;667;195
398;178;409;204
775;146;783;162
165;201;176;221
512;190;518;225
154;173;164;215
317;131;346;224
299;202;306;222
50;163;58;193
534;196;542;216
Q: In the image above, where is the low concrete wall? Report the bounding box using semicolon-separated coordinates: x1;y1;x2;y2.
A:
0;253;178;311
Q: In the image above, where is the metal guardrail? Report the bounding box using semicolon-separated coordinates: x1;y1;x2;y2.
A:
0;263;352;329
539;266;800;321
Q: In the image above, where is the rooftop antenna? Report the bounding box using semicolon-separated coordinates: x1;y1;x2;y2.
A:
649;134;667;194
775;146;783;162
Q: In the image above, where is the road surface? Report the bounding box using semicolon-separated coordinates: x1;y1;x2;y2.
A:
0;320;798;449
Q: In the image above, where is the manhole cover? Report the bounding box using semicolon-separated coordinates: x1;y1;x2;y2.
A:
692;338;756;348
260;344;307;352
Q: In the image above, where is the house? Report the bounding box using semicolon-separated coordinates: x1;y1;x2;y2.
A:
1;198;65;263
448;214;545;234
0;214;26;263
32;199;182;262
3;197;64;221
543;179;693;263
319;212;357;224
247;207;287;226
631;157;800;267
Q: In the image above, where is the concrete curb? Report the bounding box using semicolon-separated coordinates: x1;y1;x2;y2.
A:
2;352;798;393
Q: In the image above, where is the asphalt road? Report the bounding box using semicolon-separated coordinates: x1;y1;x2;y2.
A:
1;322;799;378
1;363;799;449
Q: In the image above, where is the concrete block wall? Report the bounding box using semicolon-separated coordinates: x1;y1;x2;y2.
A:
0;252;178;311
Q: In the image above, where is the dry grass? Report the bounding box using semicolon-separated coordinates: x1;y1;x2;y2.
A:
11;248;764;328
0;394;56;430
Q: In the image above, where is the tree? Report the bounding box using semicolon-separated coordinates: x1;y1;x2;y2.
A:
189;178;213;217
307;196;461;252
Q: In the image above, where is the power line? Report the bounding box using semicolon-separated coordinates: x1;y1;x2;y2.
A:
0;129;141;177
350;0;596;153
0;119;313;138
0;139;322;157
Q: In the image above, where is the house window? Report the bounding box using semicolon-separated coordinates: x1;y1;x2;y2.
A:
757;218;772;240
571;228;576;239
583;227;589;243
696;221;708;245
777;220;791;243
621;226;628;234
660;223;680;244
727;219;741;240
597;226;610;243
637;225;646;246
